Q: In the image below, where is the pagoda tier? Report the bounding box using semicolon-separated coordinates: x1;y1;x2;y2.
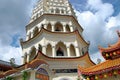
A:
20;27;89;63
0;50;95;79
98;31;120;60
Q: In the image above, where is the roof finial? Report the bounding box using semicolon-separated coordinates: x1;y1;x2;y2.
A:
117;30;120;37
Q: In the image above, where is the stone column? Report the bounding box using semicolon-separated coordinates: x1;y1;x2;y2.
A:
52;46;56;57
42;46;46;55
52;24;55;32
31;32;34;38
27;54;30;63
63;25;66;32
70;26;74;32
60;9;62;14
75;47;80;57
67;47;70;57
53;9;55;14
44;24;47;29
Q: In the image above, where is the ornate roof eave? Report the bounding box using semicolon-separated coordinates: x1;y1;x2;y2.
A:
0;64;12;69
98;41;120;53
21;27;89;46
0;69;18;78
78;57;120;75
33;50;95;65
0;58;48;79
26;13;83;32
0;51;95;78
14;50;95;70
9;51;95;71
98;31;120;53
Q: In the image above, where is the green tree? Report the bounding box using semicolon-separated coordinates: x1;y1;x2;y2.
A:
22;71;28;80
5;77;13;80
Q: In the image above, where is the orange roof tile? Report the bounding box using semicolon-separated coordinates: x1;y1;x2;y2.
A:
98;31;120;53
27;59;48;68
78;57;120;75
98;40;120;53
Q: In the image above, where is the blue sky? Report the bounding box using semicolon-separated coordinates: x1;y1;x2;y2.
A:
0;0;120;64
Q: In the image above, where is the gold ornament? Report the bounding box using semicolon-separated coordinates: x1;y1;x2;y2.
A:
86;77;90;80
95;76;98;79
113;52;117;55
114;71;117;75
104;74;107;78
106;54;109;57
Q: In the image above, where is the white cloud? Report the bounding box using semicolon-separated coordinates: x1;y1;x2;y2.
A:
75;0;120;62
88;0;114;20
0;0;37;65
106;13;120;29
90;52;105;64
0;40;22;65
87;0;102;10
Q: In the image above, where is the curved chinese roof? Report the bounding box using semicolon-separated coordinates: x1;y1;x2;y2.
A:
98;31;120;53
78;57;120;75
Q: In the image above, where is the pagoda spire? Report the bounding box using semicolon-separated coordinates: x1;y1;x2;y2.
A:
29;0;76;23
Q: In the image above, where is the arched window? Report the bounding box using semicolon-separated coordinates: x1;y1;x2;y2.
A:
33;27;39;36
29;47;36;61
51;8;54;13
61;9;64;14
47;23;52;31
70;45;76;56
38;44;42;52
66;24;70;32
56;42;67;56
36;68;49;80
55;22;63;32
46;44;52;57
56;47;64;56
56;8;60;13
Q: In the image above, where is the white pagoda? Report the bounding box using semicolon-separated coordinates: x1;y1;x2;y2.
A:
0;0;95;80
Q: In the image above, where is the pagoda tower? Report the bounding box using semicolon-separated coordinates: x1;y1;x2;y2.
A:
19;0;94;80
21;0;89;63
0;0;95;80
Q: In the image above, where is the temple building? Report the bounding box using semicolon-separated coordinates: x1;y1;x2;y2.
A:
0;60;12;73
0;0;95;80
78;31;120;80
0;0;120;80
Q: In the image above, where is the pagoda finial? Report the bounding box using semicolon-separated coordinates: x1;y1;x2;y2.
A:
117;30;120;37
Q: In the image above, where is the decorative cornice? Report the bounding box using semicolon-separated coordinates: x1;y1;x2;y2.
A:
26;13;83;31
21;27;89;46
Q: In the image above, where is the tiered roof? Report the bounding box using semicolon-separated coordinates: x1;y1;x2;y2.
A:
78;57;120;75
0;50;94;79
98;31;120;60
0;58;48;78
78;31;120;79
0;60;12;72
